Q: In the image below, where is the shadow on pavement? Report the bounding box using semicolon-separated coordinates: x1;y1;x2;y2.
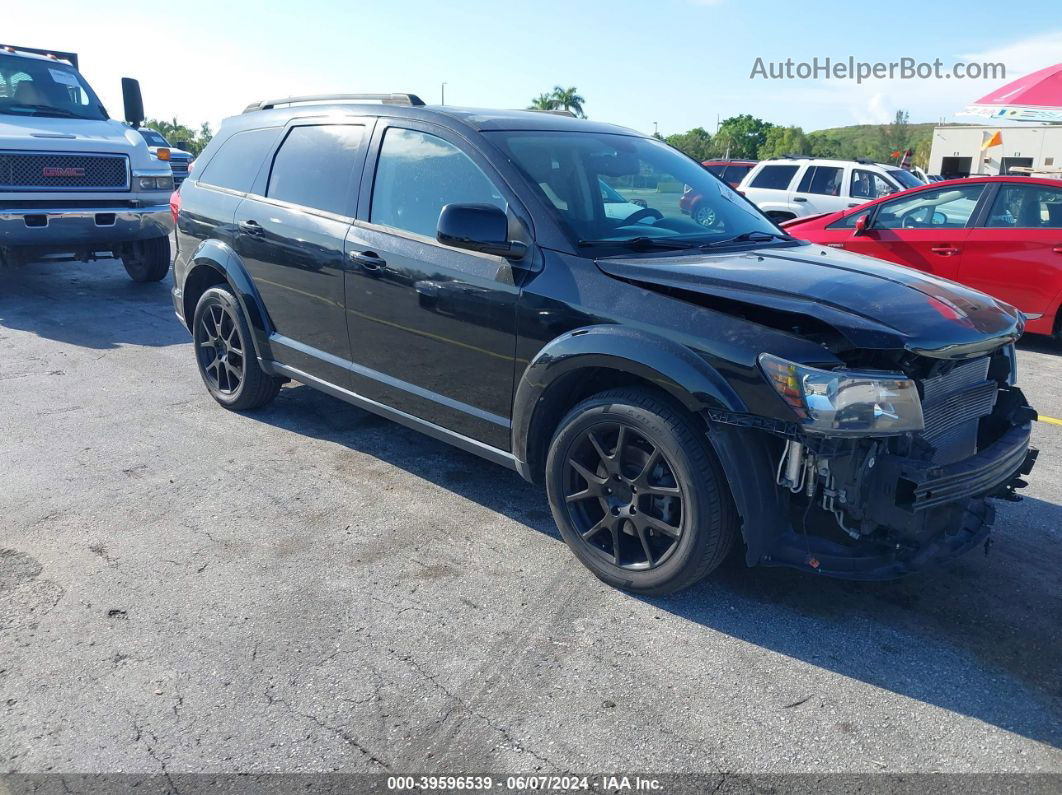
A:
253;383;1061;749
0;259;187;350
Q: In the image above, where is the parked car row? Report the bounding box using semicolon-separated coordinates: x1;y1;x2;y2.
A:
781;175;1062;340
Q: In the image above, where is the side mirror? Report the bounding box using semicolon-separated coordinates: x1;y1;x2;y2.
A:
122;77;145;128
853;214;871;236
437;203;527;260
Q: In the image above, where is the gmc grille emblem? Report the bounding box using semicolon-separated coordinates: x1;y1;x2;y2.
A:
42;167;85;177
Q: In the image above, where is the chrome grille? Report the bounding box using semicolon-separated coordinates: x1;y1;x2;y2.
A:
919;357;997;464
0;151;129;191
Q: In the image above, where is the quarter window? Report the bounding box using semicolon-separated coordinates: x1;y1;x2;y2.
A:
749;165;799;190
370;128;505;239
198;128;279;193
985;184;1062;229
267;124;366;216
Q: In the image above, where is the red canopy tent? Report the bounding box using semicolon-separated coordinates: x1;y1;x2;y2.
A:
963;63;1062;123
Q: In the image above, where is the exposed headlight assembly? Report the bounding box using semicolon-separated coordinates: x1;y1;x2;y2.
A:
137;175;175;191
759;353;924;435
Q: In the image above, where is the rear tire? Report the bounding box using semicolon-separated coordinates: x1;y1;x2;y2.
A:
545;387;737;595
192;286;281;411
121;236;171;282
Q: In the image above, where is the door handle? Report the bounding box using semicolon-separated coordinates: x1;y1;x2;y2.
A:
349;250;387;270
238;219;263;236
931;246;960;256
847;202;859;208
1052;246;1062;254
793;196;808;203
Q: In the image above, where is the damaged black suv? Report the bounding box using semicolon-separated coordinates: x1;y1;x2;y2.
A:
172;94;1038;594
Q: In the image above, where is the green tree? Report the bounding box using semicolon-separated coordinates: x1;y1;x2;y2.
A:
144;117;212;156
664;127;713;161
712;114;774;159
757;126;808;159
550;86;586;118
528;92;558;111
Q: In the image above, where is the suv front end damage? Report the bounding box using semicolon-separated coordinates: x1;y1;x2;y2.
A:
709;343;1038;579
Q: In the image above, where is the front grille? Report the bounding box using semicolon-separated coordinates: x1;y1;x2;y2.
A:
0;151;129;191
919;357;997;465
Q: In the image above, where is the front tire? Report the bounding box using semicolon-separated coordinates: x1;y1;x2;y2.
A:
192;286;281;411
545;387;737;595
121;236;171;282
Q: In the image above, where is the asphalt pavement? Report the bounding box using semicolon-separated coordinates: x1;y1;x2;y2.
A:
1;258;1060;778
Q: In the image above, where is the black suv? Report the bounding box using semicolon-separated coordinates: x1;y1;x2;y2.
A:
172;93;1037;594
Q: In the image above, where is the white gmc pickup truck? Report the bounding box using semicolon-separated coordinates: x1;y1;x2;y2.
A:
0;44;175;281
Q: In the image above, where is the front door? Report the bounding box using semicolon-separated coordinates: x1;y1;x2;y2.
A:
233;121;370;384
343;122;526;450
842;183;987;281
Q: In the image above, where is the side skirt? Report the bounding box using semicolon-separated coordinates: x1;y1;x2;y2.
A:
269;361;528;476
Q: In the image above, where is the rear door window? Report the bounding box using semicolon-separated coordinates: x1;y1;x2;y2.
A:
750;165;799;190
198;128;279;193
984;184;1062;228
267;124;366;216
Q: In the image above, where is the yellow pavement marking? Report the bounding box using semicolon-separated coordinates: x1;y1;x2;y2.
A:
1038;415;1062;427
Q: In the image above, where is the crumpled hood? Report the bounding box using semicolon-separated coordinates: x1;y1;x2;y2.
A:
0;116;148;155
597;243;1024;359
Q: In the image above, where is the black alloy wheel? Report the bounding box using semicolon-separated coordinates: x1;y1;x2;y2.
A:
563;421;684;570
191;286;281;411
546;387;737;595
196;302;245;395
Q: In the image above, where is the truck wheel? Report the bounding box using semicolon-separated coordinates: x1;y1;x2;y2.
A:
192;286;281;411
121;236;171;282
545;387;736;595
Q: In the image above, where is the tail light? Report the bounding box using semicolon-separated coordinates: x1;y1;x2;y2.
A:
169;188;181;226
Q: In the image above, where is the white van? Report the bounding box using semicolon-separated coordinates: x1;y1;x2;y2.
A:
738;157;924;222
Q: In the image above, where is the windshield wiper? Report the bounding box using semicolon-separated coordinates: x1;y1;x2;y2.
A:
578;236;698;252
3;104;88;119
699;230;792;248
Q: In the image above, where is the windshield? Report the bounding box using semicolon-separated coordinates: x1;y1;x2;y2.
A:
0;54;107;120
487;130;785;250
888;168;924;190
138;129;170;147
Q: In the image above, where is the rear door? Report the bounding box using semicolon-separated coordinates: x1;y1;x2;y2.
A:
743;163;802;217
960;182;1062;318
233;119;372;385
342;120;526;449
840;183;987;281
790;164;847;215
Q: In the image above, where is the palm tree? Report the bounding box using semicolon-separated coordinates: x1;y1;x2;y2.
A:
528;92;558;111
550;86;586;118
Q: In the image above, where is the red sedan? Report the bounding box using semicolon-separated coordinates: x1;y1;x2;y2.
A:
782;176;1062;339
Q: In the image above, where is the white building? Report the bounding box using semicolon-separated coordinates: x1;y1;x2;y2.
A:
928;125;1062;178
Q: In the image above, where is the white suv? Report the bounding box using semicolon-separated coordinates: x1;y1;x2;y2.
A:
738;157;924;222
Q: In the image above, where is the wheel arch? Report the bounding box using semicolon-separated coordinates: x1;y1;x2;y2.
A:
512;325;746;483
180;240;273;361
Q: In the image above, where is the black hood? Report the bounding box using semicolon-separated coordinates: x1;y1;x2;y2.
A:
597;243;1024;359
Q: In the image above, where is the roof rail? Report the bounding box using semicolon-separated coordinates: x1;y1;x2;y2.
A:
524;108;577;117
780;154;813;160
0;43;78;69
243;93;426;113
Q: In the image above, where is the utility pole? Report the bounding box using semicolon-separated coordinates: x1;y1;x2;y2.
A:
653;121;658;136
441;82;447;106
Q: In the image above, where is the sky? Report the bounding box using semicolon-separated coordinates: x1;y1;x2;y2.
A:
4;0;1061;137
